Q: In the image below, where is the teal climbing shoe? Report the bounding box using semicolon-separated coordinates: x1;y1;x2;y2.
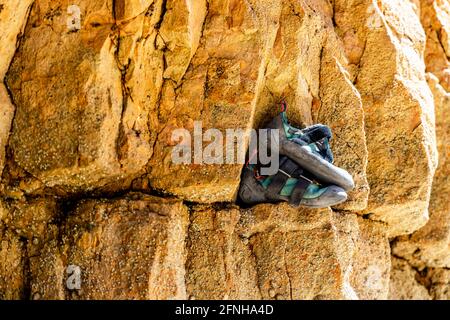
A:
239;156;348;208
265;112;354;191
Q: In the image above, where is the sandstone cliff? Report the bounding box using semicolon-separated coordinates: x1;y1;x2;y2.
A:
0;0;449;300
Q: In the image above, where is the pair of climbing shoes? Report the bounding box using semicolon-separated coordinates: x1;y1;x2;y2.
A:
238;104;354;208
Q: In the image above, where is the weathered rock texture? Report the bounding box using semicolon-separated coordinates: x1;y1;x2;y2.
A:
2;196;391;300
349;218;390;300
392;74;450;268
185;205;373;300
388;257;432;300
0;228;27;299
392;0;450;270
389;256;450;300
335;0;438;237
0;0;33;177
0;0;449;300
29;194;189;300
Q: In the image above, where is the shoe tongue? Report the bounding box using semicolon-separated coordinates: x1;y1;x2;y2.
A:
281;112;304;139
315;138;334;163
280;112;333;162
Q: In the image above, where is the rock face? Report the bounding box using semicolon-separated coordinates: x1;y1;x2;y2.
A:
2;196;391;300
388;0;450;300
5;0;152;194
392;74;450;268
335;0;437;237
186;205;373;300
389;257;432;300
0;0;449;300
146;0;279;202
349;218;390;300
0;229;27;300
0;0;33;177
427;268;450;300
389;257;450;300
392;0;450;269
28;194;189;300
